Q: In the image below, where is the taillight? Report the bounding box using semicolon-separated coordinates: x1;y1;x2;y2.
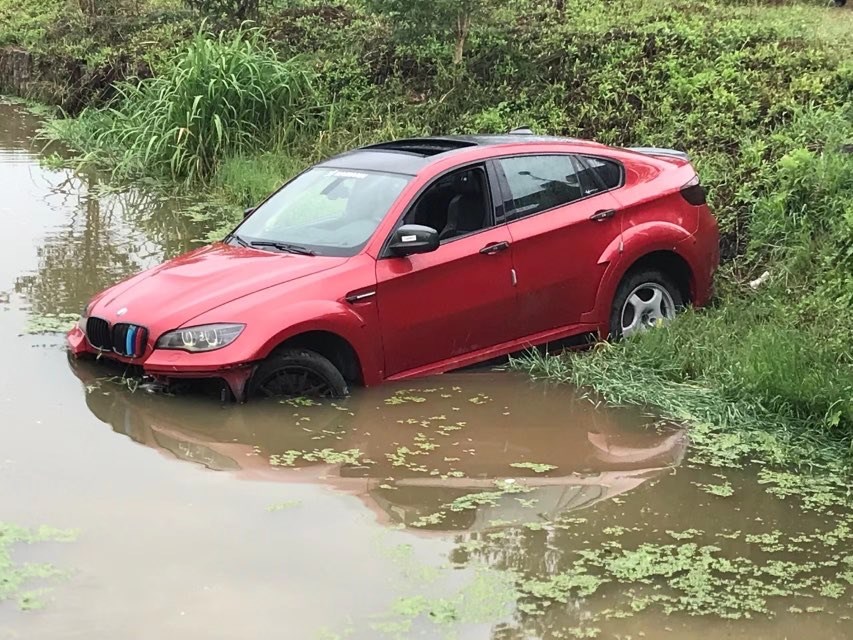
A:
680;174;706;206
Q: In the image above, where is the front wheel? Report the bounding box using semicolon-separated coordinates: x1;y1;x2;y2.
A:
249;348;349;399
609;269;683;339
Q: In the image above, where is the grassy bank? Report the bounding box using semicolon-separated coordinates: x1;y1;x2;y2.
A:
2;0;851;462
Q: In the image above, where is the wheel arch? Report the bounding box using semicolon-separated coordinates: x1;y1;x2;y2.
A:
621;250;694;304
586;234;698;336
270;330;365;386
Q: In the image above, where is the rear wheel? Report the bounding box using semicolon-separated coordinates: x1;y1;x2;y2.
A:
609;269;683;339
249;348;349;399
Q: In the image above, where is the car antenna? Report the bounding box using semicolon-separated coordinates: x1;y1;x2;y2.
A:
509;126;535;135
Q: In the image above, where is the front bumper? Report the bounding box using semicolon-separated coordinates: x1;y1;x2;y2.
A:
67;326;255;400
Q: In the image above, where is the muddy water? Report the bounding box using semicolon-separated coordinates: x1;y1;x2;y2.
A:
0;102;850;639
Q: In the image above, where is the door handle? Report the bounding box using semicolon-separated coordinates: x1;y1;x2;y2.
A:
479;241;510;255
590;209;617;221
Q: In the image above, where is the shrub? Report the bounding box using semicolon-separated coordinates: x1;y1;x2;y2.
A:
61;27;316;182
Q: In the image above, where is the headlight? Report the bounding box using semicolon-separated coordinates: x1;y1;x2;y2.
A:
155;323;245;352
77;301;91;332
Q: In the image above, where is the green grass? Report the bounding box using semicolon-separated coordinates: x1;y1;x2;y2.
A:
48;26;317;182
511;289;853;471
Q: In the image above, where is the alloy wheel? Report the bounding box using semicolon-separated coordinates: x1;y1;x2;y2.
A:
620;283;676;338
255;365;336;398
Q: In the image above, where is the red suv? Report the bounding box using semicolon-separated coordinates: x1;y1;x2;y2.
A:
67;133;719;400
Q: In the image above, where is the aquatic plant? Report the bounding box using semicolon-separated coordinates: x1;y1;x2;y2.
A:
509;462;558;473
0;522;76;610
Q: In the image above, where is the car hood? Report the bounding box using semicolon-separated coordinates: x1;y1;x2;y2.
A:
90;243;346;332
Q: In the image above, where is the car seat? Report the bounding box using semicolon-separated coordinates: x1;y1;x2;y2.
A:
440;172;485;241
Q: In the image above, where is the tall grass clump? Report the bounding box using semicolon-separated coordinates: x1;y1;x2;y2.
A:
54;27;316;182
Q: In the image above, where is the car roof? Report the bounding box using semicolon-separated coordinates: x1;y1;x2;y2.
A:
318;132;590;176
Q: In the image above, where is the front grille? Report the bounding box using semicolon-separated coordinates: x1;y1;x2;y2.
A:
112;323;149;358
86;317;112;350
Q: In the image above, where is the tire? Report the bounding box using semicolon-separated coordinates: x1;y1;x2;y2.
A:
608;269;683;339
249;348;349;399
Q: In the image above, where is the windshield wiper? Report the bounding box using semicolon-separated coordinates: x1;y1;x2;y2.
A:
250;241;316;256
227;233;251;248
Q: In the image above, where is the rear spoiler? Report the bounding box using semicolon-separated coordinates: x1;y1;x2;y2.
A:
627;147;690;162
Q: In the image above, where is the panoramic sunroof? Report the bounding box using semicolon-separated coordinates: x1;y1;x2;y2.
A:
363;138;477;157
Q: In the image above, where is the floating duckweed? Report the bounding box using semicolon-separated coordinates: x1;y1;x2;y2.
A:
819;581;845;598
269;450;303;466
510;462;558;473
757;468;849;513
23;312;79;334
717;530;742;540
266;500;301;512
370;569;516;635
695;481;735;497
667;529;703;540
283;396;319;407
410;512;445;528
1;522;77;610
567;626;601;639
384;392;427;405
520;571;605;602
270;448;367;467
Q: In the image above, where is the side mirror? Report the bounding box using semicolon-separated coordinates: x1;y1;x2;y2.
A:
243;207;255;219
388;224;439;256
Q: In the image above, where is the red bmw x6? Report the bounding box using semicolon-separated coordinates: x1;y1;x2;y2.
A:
68;132;719;400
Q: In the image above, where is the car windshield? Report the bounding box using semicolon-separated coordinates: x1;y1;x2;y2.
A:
235;167;411;256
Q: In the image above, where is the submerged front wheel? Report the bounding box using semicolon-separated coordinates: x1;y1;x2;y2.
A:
249;348;349;399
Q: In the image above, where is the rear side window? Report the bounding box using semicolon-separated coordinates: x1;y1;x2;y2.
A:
498;155;584;219
581;156;623;192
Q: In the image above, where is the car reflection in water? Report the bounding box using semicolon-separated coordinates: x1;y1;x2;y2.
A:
71;358;687;533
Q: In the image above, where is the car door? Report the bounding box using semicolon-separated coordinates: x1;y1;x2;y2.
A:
375;163;517;377
496;153;624;337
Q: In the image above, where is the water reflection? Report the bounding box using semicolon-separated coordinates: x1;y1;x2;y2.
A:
0;102;209;317
12;172;210;316
71;358;686;534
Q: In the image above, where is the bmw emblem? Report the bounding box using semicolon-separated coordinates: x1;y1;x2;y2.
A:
116;307;128;316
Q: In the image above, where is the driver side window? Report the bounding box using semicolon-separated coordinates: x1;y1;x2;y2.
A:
403;165;493;243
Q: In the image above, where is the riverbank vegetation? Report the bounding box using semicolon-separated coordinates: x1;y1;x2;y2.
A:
1;0;851;463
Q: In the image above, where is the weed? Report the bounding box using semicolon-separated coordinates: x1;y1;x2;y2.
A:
48;26;316;182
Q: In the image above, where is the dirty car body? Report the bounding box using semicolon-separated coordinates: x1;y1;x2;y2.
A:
67;133;720;400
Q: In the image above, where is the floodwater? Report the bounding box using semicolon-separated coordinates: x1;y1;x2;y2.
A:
0;102;850;639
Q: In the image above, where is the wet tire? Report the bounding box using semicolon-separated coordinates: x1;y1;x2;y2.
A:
608;268;683;340
249;348;349;399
